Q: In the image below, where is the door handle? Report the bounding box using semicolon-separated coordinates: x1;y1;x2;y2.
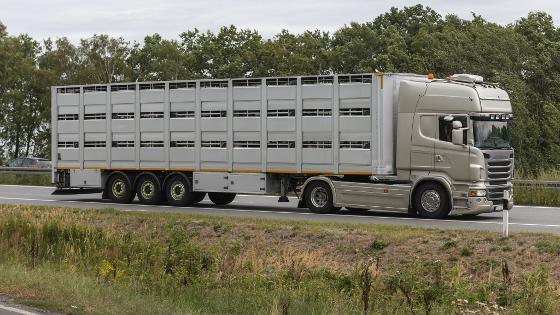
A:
435;155;443;162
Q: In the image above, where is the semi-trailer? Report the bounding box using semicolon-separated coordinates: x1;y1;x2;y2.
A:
52;73;514;218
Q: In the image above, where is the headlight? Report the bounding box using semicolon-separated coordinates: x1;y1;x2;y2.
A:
469;189;487;197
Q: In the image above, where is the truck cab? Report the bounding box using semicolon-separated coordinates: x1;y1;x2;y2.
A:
396;74;513;216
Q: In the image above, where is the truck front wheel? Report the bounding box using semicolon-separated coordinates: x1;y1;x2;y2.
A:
208;192;236;205
305;181;338;214
413;182;451;219
107;173;135;204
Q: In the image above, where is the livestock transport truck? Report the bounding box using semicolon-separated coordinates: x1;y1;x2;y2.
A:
51;73;514;218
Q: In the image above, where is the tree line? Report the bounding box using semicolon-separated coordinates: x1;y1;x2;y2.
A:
0;5;558;171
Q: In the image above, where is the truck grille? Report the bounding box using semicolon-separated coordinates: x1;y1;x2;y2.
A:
486;157;513;204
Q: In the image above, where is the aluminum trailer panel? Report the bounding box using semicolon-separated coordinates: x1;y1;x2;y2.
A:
52;73;421;179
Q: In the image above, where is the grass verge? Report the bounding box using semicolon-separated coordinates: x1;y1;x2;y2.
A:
0;174;51;186
0;204;559;314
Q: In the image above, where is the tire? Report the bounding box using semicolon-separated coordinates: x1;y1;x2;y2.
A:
304;181;338;214
414;182;451;219
107;173;135;204
136;175;162;205
164;175;199;206
191;192;206;204
208;192;236;205
346;207;369;214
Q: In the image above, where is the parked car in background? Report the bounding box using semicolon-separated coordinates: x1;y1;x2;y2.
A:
8;157;51;169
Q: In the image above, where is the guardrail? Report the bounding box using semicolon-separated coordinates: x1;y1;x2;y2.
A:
0;168;558;188
0;167;50;175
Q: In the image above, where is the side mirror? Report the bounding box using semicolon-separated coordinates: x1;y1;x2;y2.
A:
452;121;462;129
452;129;463;145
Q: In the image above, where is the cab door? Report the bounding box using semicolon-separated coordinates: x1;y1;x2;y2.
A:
410;114;437;172
433;115;470;182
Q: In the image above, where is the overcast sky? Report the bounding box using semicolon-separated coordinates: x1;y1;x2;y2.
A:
1;0;558;43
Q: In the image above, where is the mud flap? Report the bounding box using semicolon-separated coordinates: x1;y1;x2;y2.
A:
297;198;307;208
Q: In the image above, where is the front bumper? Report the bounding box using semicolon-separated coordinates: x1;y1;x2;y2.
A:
450;189;514;216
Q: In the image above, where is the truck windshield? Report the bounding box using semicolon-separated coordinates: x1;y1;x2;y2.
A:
473;119;511;149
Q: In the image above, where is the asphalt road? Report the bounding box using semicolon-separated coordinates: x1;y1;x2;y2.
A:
0;184;559;234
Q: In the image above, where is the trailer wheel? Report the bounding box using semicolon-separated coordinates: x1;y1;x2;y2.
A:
191;192;206;204
208;192;236;205
107;173;134;204
305;181;338;214
413;182;450;219
136;175;162;205
165;175;199;206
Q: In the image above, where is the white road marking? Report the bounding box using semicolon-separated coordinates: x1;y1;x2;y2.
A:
0;304;40;315
0;196;559;229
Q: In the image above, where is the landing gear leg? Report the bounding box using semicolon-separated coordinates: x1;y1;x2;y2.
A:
278;176;289;203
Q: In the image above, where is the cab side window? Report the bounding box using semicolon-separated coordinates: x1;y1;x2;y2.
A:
438;116;467;144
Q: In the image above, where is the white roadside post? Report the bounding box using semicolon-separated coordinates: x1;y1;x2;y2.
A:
502;190;511;237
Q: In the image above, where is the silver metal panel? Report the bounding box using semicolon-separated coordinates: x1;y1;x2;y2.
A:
233;117;260;131
227;80;234;171
193;172;227;192
228;173;266;193
267;148;296;163
84;120;106;133
112;103;135;113
170;89;195;103
57;121;79;134
339;149;371;165
200;88;227;101
201;118;227;131
140;90;164;103
111;148;135;161
111;120;135;133
170;148;195;164
69;169;102;187
268;100;295;110
83;148;106;162
111;91;135;104
302;84;332;99
302;148;333;164
84;104;106;113
267;86;296;100
141;102;164;112
267;117;295;131
339;83;371;99
53;73;397;176
233;131;259;141
140;119;164;132
57;94;79;106
260;79;267;172
233;149;261;163
170;119;195;131
200;149;227;162
333;181;410;210
301;117;331;132
57;106;79;114
233;100;261;110
339;117;370;132
170;102;195;111
233;87;261;100
84;92;106;105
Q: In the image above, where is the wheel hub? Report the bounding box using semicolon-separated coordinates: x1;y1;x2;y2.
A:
112;180;125;197
170;182;185;200
421;190;441;212
141;181;155;199
310;186;328;208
